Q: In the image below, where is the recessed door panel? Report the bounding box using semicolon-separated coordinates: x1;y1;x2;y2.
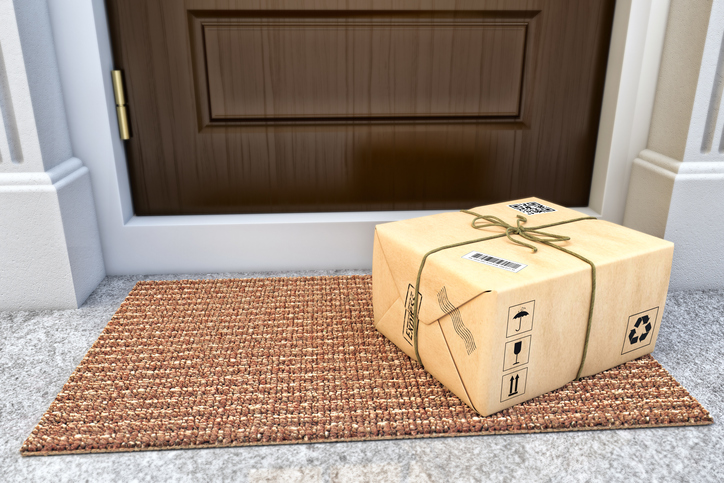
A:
198;15;526;123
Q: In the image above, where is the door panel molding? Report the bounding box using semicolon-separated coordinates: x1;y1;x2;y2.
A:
188;11;536;127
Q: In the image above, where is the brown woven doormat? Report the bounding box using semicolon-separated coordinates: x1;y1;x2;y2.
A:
22;275;712;456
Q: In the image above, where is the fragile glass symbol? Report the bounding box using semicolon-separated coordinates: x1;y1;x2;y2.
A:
513;341;522;364
513;308;529;331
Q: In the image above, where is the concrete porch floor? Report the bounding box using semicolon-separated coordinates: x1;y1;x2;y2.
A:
1;271;721;483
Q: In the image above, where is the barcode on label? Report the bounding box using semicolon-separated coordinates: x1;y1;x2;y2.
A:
462;251;527;273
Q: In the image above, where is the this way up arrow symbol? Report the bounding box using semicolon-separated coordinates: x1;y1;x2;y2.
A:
509;374;519;396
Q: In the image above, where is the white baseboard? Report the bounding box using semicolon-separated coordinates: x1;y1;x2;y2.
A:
624;149;724;290
0;158;105;310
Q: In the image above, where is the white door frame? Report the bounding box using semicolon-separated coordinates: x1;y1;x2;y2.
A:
46;0;669;275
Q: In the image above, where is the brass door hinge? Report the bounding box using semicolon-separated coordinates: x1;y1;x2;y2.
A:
111;70;130;140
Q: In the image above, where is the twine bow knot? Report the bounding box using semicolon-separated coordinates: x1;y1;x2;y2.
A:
463;212;574;253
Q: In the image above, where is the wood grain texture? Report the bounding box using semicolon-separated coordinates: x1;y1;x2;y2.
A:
106;0;615;215
201;16;526;122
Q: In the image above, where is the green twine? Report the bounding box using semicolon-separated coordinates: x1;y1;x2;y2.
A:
411;211;597;381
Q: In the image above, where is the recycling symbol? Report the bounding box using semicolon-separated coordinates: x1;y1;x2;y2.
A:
628;315;652;345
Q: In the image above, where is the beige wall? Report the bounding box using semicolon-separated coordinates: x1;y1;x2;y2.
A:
647;0;713;161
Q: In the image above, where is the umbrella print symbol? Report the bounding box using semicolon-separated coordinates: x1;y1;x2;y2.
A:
514;308;529;331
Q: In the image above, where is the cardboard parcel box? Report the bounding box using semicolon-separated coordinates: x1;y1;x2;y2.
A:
372;198;674;416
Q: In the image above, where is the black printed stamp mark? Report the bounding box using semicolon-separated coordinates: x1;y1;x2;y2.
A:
621;307;659;355
437;286;476;355
503;335;531;372
402;284;422;346
500;367;528;402
508;201;556;216
507;300;535;338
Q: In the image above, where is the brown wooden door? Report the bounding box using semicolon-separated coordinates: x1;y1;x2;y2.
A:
107;0;615;215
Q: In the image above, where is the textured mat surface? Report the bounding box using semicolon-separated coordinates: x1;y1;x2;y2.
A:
21;276;712;456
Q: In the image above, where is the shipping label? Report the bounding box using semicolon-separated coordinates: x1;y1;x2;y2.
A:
462;251;527;273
